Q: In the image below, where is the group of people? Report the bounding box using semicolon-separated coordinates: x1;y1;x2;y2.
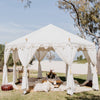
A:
46;70;56;79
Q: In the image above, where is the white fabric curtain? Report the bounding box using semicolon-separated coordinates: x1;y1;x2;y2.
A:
12;50;19;84
66;65;75;95
18;47;37;91
97;46;100;75
66;64;68;81
87;49;97;66
54;45;77;95
2;49;10;85
13;49;19;62
35;50;47;78
87;49;99;90
83;51;91;63
53;45;71;64
83;51;92;81
66;47;77;95
91;64;99;90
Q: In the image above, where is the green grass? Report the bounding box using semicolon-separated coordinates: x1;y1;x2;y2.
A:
0;71;100;100
74;59;87;64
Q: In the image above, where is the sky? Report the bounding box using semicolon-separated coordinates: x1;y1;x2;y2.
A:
0;0;80;44
0;0;82;59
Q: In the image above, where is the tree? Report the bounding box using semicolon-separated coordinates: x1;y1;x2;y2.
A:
7;54;13;67
77;55;83;61
0;44;22;71
0;44;4;71
58;0;100;74
58;0;100;41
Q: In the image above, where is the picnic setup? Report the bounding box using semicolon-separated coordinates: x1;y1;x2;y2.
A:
1;24;99;95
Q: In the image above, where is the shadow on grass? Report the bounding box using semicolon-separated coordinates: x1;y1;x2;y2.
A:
59;76;86;84
74;78;86;84
59;76;66;82
65;92;100;100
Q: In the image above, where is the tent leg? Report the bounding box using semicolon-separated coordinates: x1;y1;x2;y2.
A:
87;62;92;81
23;90;27;94
12;62;18;89
66;65;75;95
22;66;29;94
66;64;68;81
92;65;99;90
13;62;17;84
38;61;42;78
2;64;8;84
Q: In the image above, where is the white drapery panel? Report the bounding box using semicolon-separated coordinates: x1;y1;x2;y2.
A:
87;49;97;66
12;50;19;84
66;47;77;95
66;64;68;81
13;49;19;62
83;51;91;62
18;47;37;91
66;65;75;95
54;45;77;95
87;49;99;90
91;64;99;90
35;50;47;78
2;49;10;84
53;45;71;65
97;46;100;75
83;51;92;81
18;47;37;67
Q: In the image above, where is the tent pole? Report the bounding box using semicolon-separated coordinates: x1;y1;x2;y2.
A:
13;62;17;84
2;50;10;85
87;62;92;81
22;66;29;94
38;61;42;78
66;65;75;95
66;64;68;81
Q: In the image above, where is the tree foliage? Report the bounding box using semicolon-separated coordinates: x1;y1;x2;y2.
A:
0;44;22;68
0;44;4;67
77;55;83;60
0;44;13;67
58;0;100;44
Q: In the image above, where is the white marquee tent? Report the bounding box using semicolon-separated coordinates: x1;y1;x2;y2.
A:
2;24;99;95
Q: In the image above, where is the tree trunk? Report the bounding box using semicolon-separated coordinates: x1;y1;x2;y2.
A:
97;38;100;75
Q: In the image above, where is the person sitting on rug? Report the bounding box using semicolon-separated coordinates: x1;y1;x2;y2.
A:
46;70;56;79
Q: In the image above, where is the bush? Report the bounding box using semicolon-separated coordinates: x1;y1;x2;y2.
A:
77;55;83;61
0;44;4;68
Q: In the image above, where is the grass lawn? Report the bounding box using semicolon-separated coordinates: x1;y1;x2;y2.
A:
0;70;100;100
74;59;87;64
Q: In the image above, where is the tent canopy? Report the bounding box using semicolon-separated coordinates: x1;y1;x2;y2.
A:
6;24;95;50
2;24;99;95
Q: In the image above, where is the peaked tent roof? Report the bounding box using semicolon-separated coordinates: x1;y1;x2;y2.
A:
6;24;95;50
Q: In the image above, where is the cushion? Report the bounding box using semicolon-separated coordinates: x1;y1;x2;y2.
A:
1;84;13;91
